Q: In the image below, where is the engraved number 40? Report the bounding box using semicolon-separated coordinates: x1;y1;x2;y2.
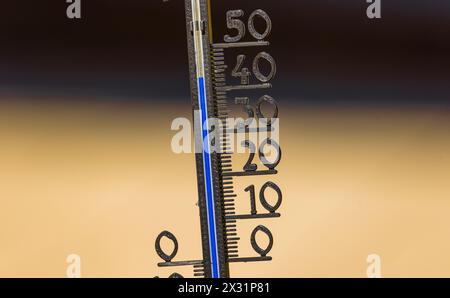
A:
232;52;276;85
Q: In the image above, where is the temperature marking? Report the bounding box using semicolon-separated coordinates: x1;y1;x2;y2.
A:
213;41;270;49
216;83;272;92
223;170;278;177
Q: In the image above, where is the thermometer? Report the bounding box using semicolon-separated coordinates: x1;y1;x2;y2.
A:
156;0;282;278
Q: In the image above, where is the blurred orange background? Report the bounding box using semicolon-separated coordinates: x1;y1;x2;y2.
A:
0;98;449;277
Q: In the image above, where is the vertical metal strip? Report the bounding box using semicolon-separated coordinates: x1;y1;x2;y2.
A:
207;0;214;44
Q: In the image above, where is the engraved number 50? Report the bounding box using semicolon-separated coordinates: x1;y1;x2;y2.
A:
224;9;272;43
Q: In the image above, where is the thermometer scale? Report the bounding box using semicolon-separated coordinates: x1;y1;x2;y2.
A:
156;0;282;278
